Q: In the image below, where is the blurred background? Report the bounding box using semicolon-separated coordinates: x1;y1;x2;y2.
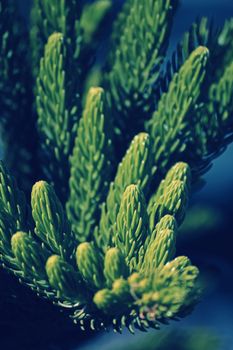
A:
2;0;233;349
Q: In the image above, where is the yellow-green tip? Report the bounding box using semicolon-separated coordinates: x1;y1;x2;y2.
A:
191;46;209;62
11;231;26;250
105;247;120;259
132;132;150;144
76;242;92;264
93;288;113;310
123;184;139;196
32;181;47;199
88;86;104;97
76;242;90;254
47;32;64;45
85;86;105;107
46;254;60;271
32;180;47;190
170;162;191;174
112;278;130;296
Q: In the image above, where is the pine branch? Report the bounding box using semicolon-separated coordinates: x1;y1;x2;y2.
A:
104;248;129;288
142;228;176;274
11;231;49;281
95;133;155;250
0;162;29;268
0;161;27;230
201;61;233;153
76;242;104;290
148;162;191;230
105;0;178;143
2;159;62;318
9;230;59;302
0;159;199;331
31;0;108;90
46;255;85;302
146;46;209;181
30;0;82;78
159;17;233;175
31;181;75;261
160;17;217;92
81;0;113;45
116;185;148;272
0;167;85;305
67;87;113;242
109;0;134;51
138;256;200;319
36;33;80;201
86;162;196;327
214;18;233;80
0;210;19;267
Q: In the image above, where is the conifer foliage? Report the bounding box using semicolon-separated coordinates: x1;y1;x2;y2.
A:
0;0;233;332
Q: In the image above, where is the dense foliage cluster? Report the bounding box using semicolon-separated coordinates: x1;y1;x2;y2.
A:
0;0;233;332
